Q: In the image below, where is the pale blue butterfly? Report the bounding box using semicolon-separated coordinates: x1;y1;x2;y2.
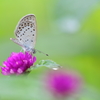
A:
10;14;48;56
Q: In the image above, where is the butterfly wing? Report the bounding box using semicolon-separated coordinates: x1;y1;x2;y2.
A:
10;38;23;47
14;14;37;50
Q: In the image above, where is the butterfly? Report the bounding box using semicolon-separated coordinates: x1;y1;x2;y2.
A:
10;14;48;56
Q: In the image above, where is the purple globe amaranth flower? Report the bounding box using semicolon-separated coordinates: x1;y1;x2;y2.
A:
0;52;36;75
46;69;82;97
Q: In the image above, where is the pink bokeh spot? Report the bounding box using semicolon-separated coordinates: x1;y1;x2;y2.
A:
46;70;82;97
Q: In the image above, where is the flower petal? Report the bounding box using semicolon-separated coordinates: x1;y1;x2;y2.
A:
1;52;36;75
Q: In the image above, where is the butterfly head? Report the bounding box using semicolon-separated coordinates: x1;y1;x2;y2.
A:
23;45;36;54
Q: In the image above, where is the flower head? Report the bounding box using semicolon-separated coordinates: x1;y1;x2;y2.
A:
46;70;81;97
1;52;36;75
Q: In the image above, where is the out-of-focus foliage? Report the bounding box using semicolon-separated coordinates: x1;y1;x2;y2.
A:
0;0;100;100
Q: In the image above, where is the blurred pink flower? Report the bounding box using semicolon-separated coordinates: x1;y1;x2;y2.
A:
0;52;36;75
46;70;82;97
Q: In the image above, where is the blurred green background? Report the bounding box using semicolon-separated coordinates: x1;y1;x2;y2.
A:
0;0;100;100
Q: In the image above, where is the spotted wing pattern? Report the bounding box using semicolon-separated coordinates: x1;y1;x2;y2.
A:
14;14;36;50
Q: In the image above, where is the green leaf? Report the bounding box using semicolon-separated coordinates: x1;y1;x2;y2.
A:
35;59;61;70
29;59;61;70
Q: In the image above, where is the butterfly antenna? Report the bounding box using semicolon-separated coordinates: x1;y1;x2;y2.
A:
36;49;49;56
